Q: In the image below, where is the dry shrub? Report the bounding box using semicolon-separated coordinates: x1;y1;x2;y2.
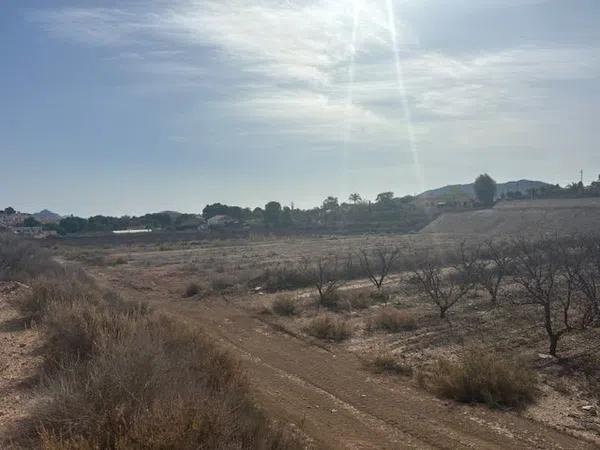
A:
250;265;313;292
34;317;301;449
13;273;98;324
344;290;372;310
367;353;412;376
304;315;352;342
369;290;390;303
0;235;62;282
316;288;341;310
12;273;301;449
368;308;417;333
423;349;537;408
272;296;297;316
183;282;200;298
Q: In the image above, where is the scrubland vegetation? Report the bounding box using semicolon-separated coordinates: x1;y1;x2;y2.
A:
229;232;600;420
4;228;600;445
0;236;302;449
304;315;352;342
419;349;537;408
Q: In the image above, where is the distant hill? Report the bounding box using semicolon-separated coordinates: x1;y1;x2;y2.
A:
33;209;62;223
417;179;551;201
421;197;600;236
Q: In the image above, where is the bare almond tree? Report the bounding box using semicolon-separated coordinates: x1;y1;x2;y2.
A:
476;240;513;305
358;247;401;292
309;257;342;309
411;256;474;319
512;238;575;356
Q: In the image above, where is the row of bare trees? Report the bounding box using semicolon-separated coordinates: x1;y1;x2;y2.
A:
303;235;600;357
410;236;600;356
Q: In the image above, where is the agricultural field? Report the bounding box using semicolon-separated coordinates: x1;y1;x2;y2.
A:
49;231;600;448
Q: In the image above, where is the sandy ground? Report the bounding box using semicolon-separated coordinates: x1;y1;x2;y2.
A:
0;281;42;444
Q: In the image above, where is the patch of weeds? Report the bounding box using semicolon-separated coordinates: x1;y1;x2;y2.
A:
304;315;352;342
272;296;297;316
367;308;417;333
420;349;537;408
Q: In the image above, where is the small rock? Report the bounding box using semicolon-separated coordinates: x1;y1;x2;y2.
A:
582;405;597;415
538;353;555;359
331;409;337;413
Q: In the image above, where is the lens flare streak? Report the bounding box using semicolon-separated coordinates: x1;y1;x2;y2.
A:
385;0;424;192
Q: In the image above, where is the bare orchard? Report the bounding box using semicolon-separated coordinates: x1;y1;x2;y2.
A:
69;232;600;446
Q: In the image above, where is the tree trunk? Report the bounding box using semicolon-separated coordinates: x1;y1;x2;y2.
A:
549;334;559;357
544;302;559;356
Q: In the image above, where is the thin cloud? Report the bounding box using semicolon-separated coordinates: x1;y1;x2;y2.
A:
28;0;600;144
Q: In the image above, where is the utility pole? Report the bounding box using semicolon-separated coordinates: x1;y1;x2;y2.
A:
581;169;584;184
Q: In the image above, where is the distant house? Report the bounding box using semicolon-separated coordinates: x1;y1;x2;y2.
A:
113;229;152;235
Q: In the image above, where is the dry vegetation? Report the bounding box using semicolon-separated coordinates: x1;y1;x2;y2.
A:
367;353;413;376
50;231;600;442
304;315;352;342
0;236;303;449
272;295;297;316
418;349;537;408
367;307;417;333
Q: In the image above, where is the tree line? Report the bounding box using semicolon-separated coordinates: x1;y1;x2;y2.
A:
293;234;600;357
3;191;430;235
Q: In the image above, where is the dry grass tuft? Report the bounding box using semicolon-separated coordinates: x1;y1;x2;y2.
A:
421;349;537;408
367;308;417;333
304;315;352;342
272;295;297;316
343;289;372;310
367;353;413;376
0;235;62;282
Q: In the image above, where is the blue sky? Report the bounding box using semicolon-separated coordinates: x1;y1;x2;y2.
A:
2;0;600;217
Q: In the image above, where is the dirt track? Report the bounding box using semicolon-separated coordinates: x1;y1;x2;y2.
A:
94;268;598;450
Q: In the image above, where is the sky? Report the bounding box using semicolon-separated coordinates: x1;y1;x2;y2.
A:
2;0;600;217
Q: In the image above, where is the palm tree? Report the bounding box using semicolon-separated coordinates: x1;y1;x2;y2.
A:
348;193;362;204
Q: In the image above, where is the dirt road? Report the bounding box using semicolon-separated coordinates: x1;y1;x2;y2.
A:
94;269;598;450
